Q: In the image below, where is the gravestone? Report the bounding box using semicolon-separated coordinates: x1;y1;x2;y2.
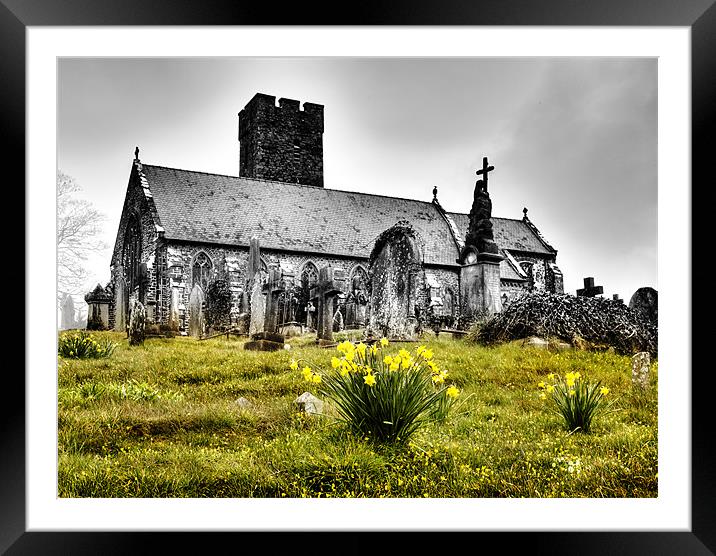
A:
128;298;146;346
169;287;181;331
249;270;266;336
188;283;205;338
84;283;113;330
345;269;369;329
629;287;658;325
305;301;316;330
310;265;347;344
333;307;344;332
577;277;603;297
114;273;128;332
245;266;290;351
367;222;424;339
612;294;624;304
61;294;75;330
631;352;650;388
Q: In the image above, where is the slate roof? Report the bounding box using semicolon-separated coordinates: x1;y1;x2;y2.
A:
141;164;553;268
447;213;554;256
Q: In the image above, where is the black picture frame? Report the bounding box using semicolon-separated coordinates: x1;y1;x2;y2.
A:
8;1;712;554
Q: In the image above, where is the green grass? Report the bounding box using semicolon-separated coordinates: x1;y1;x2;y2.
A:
57;331;658;498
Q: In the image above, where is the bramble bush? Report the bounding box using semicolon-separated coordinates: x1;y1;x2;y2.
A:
290;339;460;444
58;331;117;359
538;371;613;433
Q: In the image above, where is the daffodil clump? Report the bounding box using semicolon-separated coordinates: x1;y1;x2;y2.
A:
290;338;460;444
58;331;118;359
538;372;611;433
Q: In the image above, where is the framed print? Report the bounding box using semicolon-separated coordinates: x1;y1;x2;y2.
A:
9;0;714;554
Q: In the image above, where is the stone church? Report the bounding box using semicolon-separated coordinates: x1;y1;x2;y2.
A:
85;92;563;335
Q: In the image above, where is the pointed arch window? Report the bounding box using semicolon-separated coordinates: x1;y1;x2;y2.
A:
192;252;213;291
122;216;142;295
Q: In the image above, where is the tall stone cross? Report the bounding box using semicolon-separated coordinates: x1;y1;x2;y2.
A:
310;265;346;342
475;156;495;192
577;277;604;297
263;267;287;334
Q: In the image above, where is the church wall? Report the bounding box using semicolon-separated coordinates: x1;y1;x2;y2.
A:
108;168;163;329
155;241;463;332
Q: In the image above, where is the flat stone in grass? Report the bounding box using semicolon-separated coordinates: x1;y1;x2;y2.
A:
244;331;285;351
294;392;323;415
244;339;283;352
234;397;253;409
632;352;651;388
523;336;549;348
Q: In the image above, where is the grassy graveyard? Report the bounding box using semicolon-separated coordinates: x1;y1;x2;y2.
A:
57;330;658;498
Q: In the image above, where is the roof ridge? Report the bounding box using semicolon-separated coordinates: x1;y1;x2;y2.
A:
142;163;438;207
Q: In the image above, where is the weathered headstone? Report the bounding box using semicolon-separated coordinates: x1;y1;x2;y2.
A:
333;307;344;332
631;352;650;388
84;283;113;330
169;287;181;331
245;266;290;351
188;283;205;338
305;301;316;330
629;287;658;325
577;277;604;297
310;265;347;344
114;273;127;332
345;269;369;329
128;298;146;345
612;294;623;304
248;271;266;336
294;391;324;415
234;397;253;410
367;223;424;340
61;294;75;330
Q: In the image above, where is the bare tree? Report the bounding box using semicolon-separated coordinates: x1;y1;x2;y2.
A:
57;171;108;308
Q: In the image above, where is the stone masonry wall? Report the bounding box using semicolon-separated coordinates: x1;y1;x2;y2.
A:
239;93;324;187
109;163;163;329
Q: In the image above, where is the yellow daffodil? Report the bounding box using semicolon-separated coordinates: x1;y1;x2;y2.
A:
389;361;400;372
398;348;411;360
546;385;555;393
312;374;322;384
600;386;610;396
331;357;341;369
384;355;393;365
356;342;367;357
290;360;299;371
446;385;460;398
547;373;555;380
537;381;546;389
422;349;433;361
370;344;378;356
345;350;355;362
416;345;426;355
380;337;389;347
364;373;376;387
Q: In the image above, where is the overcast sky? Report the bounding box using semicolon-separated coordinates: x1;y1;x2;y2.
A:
58;57;657;307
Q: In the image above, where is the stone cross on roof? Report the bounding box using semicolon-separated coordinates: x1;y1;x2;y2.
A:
475;156;495;192
134;146;139;160
577;277;604;297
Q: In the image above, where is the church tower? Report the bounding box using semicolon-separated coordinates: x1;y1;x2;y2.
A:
238;93;324;187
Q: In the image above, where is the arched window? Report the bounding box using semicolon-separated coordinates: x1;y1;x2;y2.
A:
300;261;319;291
122;216;142;295
520;261;535;290
192;251;213;291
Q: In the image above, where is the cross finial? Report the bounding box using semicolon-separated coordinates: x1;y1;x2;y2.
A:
432;185;438;200
134;146;139;160
523;207;528;218
475;156;495;192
